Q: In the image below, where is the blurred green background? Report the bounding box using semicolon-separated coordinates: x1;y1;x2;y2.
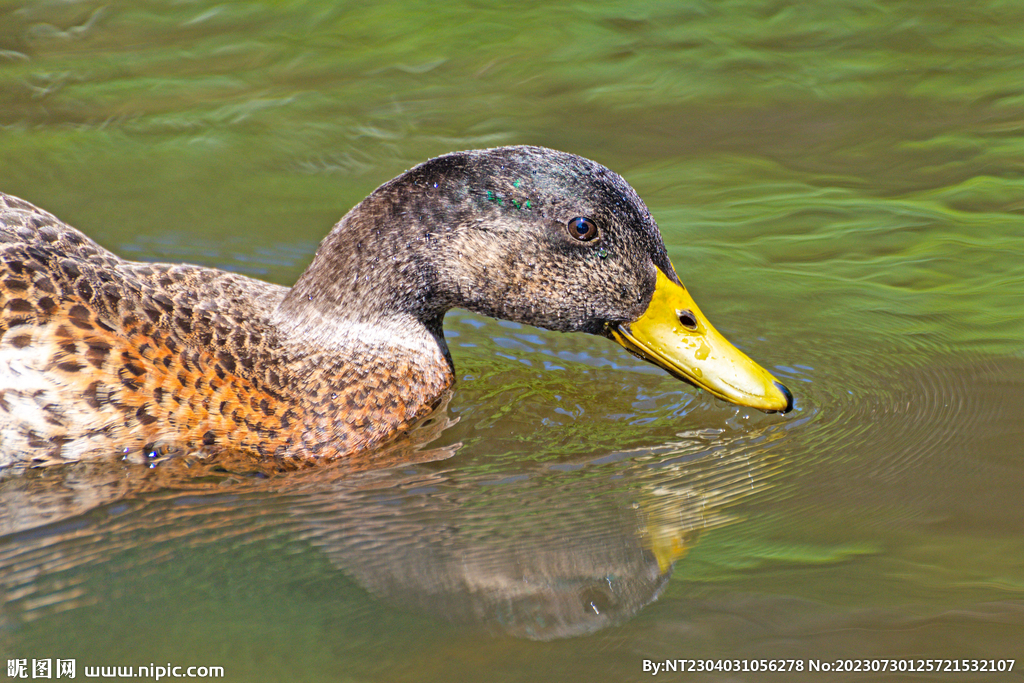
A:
2;1;1023;680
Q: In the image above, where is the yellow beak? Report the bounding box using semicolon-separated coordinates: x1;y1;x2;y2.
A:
609;268;793;413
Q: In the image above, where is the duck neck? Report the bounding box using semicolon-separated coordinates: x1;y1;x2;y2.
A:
267;204;457;455
272;197;452;369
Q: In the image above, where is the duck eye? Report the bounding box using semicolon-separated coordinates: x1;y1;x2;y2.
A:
567;216;598;241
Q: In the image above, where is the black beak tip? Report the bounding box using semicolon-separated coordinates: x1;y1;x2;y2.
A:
773;380;794;414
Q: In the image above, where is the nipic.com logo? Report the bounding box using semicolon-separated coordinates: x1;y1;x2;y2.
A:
7;659;75;679
7;659;224;680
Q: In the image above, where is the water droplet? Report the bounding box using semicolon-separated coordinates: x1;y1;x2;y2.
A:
598;248;608;259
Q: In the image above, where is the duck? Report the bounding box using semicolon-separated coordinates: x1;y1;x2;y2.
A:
0;146;792;471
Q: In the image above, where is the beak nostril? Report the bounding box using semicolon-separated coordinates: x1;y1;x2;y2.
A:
677;309;698;330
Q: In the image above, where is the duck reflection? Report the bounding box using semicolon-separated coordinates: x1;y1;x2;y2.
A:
0;411;787;640
298;470;703;640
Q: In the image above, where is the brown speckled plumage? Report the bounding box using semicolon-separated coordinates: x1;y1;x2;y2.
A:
0;146;677;471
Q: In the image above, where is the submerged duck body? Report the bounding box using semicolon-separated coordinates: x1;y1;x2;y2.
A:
0;146;791;470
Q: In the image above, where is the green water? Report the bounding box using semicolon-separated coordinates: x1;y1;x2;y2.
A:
2;0;1023;680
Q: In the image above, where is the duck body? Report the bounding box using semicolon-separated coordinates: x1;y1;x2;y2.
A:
0;146;791;471
0;195;452;469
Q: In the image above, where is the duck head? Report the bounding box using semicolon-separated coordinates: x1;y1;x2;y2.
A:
282;145;793;414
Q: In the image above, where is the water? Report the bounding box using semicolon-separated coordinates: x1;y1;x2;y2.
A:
2;0;1023;680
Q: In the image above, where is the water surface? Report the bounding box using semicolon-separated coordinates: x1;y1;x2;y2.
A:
2;1;1023;680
